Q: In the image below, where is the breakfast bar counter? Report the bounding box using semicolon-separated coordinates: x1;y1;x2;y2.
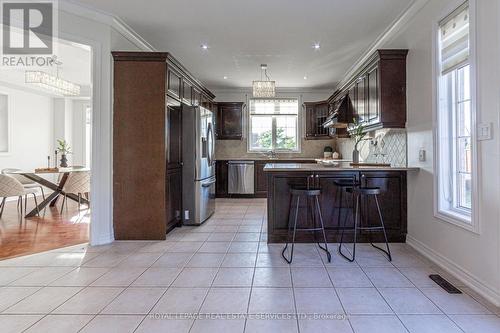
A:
263;163;418;243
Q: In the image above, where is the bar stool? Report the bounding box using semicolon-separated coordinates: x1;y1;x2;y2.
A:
282;186;331;264
338;186;392;262
334;178;360;230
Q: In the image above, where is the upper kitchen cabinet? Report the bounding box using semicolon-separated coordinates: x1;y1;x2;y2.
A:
167;67;182;100
345;49;408;131
304;101;331;139
166;57;215;107
215;102;244;140
182;80;193;105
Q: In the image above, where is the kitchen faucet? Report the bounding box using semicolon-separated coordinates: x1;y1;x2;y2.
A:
265;150;278;159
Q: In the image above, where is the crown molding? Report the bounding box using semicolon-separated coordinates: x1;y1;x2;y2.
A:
211;87;333;95
59;0;156;51
337;0;431;90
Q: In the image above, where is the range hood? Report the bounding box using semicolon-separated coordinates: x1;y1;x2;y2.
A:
322;94;351;129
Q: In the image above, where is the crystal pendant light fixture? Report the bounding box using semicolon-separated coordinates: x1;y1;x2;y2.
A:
252;64;276;98
25;60;81;96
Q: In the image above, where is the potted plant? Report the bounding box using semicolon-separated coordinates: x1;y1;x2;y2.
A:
56;139;72;167
323;146;333;159
349;118;370;163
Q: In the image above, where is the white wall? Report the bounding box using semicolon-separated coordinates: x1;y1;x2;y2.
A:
382;0;500;305
0;86;54;172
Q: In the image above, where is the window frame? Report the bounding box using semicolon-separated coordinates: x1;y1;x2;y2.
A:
432;0;480;233
247;97;301;153
0;92;12;156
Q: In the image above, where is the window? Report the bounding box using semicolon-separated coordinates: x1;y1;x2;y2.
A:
435;1;476;227
248;98;299;152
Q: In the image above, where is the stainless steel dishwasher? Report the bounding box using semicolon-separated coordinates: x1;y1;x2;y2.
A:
228;161;255;194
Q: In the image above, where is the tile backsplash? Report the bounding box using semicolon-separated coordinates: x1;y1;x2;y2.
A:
215;137;336;160
336;129;407;167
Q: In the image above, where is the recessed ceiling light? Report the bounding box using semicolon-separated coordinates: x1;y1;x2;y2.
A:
303;76;308;80
201;44;209;50
313;43;321;50
223;76;228;80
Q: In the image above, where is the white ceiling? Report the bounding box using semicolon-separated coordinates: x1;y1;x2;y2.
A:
75;0;413;90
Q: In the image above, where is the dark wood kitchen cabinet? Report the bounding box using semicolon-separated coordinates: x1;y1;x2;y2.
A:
216;160;228;197
265;169;408;243
167;67;182;99
345;49;408;131
215;102;244;140
112;52;215;240
166;98;183;229
317;49;407;136
304;101;331;139
254;161;268;197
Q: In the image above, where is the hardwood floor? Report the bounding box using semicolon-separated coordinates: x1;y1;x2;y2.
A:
0;196;89;260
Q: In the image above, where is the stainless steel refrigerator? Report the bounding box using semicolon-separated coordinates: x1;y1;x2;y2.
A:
182;105;216;225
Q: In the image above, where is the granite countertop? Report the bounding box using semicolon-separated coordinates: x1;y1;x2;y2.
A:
215;157;320;161
263;163;419;172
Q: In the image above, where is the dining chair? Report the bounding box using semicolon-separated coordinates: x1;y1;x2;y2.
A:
61;171;90;211
1;168;45;201
0;174;40;218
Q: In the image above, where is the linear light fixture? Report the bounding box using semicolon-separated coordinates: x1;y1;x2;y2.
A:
25;70;81;96
252;64;276;98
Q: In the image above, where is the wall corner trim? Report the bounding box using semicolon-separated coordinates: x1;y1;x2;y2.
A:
407;235;500;307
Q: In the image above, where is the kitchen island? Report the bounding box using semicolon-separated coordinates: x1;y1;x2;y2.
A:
264;163;418;243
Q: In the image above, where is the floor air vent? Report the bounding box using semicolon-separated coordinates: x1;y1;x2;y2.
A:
429;274;462;294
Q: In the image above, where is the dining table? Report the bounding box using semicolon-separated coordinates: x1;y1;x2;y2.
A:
6;167;90;218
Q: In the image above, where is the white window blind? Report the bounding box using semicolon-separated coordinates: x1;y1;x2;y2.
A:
249;98;299;115
439;2;469;75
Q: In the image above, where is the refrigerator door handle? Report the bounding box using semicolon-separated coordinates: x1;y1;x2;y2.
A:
202;180;216;187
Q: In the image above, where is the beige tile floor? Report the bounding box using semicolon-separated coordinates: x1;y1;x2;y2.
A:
0;198;499;332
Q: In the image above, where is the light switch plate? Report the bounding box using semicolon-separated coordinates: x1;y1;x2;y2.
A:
419;148;426;162
477;123;492;141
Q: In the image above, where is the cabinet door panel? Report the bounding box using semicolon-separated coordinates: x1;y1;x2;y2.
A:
166;170;182;228
166;105;182;169
270;173;310;231
367;65;380;123
355;76;367;123
254;161;268;197
361;172;406;233
216;103;243;140
317;174;358;230
216;161;228;197
182;80;193;105
167;69;182;98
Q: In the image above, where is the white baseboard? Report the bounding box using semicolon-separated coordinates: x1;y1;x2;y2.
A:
90;233;114;246
406;235;500;307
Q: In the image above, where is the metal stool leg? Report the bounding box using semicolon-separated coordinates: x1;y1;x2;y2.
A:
370;194;392;261
282;195;300;264
339;193;359;262
315;196;331;262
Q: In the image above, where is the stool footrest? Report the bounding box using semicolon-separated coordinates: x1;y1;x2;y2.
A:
292;227;328;232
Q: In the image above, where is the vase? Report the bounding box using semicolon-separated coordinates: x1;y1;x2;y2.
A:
60;154;68;168
352;148;359;164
